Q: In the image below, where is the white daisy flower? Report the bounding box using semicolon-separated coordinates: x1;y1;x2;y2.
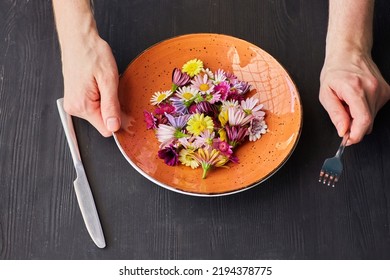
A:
202;68;214;79
221;100;239;111
241;97;265;117
213;69;227;84
175;86;199;102
150;90;173;105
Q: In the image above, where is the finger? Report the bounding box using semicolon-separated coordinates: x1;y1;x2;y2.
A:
343;91;372;144
96;71;121;133
319;86;351;137
64;97;113;137
86;108;114;137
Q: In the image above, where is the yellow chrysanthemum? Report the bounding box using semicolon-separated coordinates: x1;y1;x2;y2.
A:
186;113;214;136
214;154;229;167
218;128;227;142
193;148;229;179
218;109;228;127
182;59;204;77
179;149;199;169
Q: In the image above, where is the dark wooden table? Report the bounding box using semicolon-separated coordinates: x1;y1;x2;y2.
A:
1;0;390;260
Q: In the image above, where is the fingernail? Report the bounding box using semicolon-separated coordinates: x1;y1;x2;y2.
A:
106;117;120;132
336;121;345;137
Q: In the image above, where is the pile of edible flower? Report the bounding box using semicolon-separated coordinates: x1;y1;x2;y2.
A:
144;58;268;179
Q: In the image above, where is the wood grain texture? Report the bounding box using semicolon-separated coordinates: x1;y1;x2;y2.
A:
1;0;390;260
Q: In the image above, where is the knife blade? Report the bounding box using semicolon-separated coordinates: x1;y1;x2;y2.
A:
56;98;106;248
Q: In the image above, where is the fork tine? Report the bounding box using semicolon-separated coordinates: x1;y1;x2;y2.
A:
328;174;339;187
327;174;334;186
322;173;329;184
332;175;339;187
319;170;325;182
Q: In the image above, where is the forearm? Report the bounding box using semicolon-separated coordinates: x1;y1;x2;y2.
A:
52;0;98;50
326;0;375;55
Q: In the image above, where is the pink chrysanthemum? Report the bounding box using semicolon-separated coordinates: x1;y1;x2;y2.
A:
144;111;156;130
212;139;233;157
191;74;214;95
155;103;175;115
214;81;230;101
172;68;190;87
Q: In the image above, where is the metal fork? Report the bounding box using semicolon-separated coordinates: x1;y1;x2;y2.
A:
319;132;350;187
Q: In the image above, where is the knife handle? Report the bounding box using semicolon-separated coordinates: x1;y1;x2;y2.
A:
56;98;82;165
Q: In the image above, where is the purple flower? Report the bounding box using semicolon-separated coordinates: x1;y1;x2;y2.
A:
188;103;198;114
227;92;244;102
213;139;233;156
226;72;238;83
195;101;218;116
248;117;268;141
155;114;168;127
143;111;156;129
172;68;191;86
214;81;230;101
158;145;179;166
212;138;238;163
165;113;190;129
236;81;251;94
155;103;175;115
225;125;248;147
170;97;189;115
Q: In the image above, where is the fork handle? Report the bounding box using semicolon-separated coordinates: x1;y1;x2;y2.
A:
335;131;350;158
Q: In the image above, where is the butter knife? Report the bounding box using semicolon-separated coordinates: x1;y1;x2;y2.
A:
56;98;106;248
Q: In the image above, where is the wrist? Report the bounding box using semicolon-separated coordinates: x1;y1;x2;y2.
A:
325;38;372;58
58;16;99;49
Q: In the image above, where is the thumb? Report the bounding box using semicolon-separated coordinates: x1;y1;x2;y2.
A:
319;87;350;137
97;73;121;133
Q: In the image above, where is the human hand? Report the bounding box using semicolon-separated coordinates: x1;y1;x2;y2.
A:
319;50;390;145
60;33;121;137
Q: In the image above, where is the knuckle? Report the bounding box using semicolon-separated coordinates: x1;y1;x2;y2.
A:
98;72;118;91
318;88;330;105
63;100;78;116
347;75;363;92
366;76;379;93
360;113;373;127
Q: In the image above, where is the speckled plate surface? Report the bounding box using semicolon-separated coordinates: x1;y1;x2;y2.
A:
114;33;302;196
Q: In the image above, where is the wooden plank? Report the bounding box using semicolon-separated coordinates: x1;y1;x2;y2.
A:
1;0;390;260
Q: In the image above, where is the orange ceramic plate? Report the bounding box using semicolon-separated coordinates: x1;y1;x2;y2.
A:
114;33;302;196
